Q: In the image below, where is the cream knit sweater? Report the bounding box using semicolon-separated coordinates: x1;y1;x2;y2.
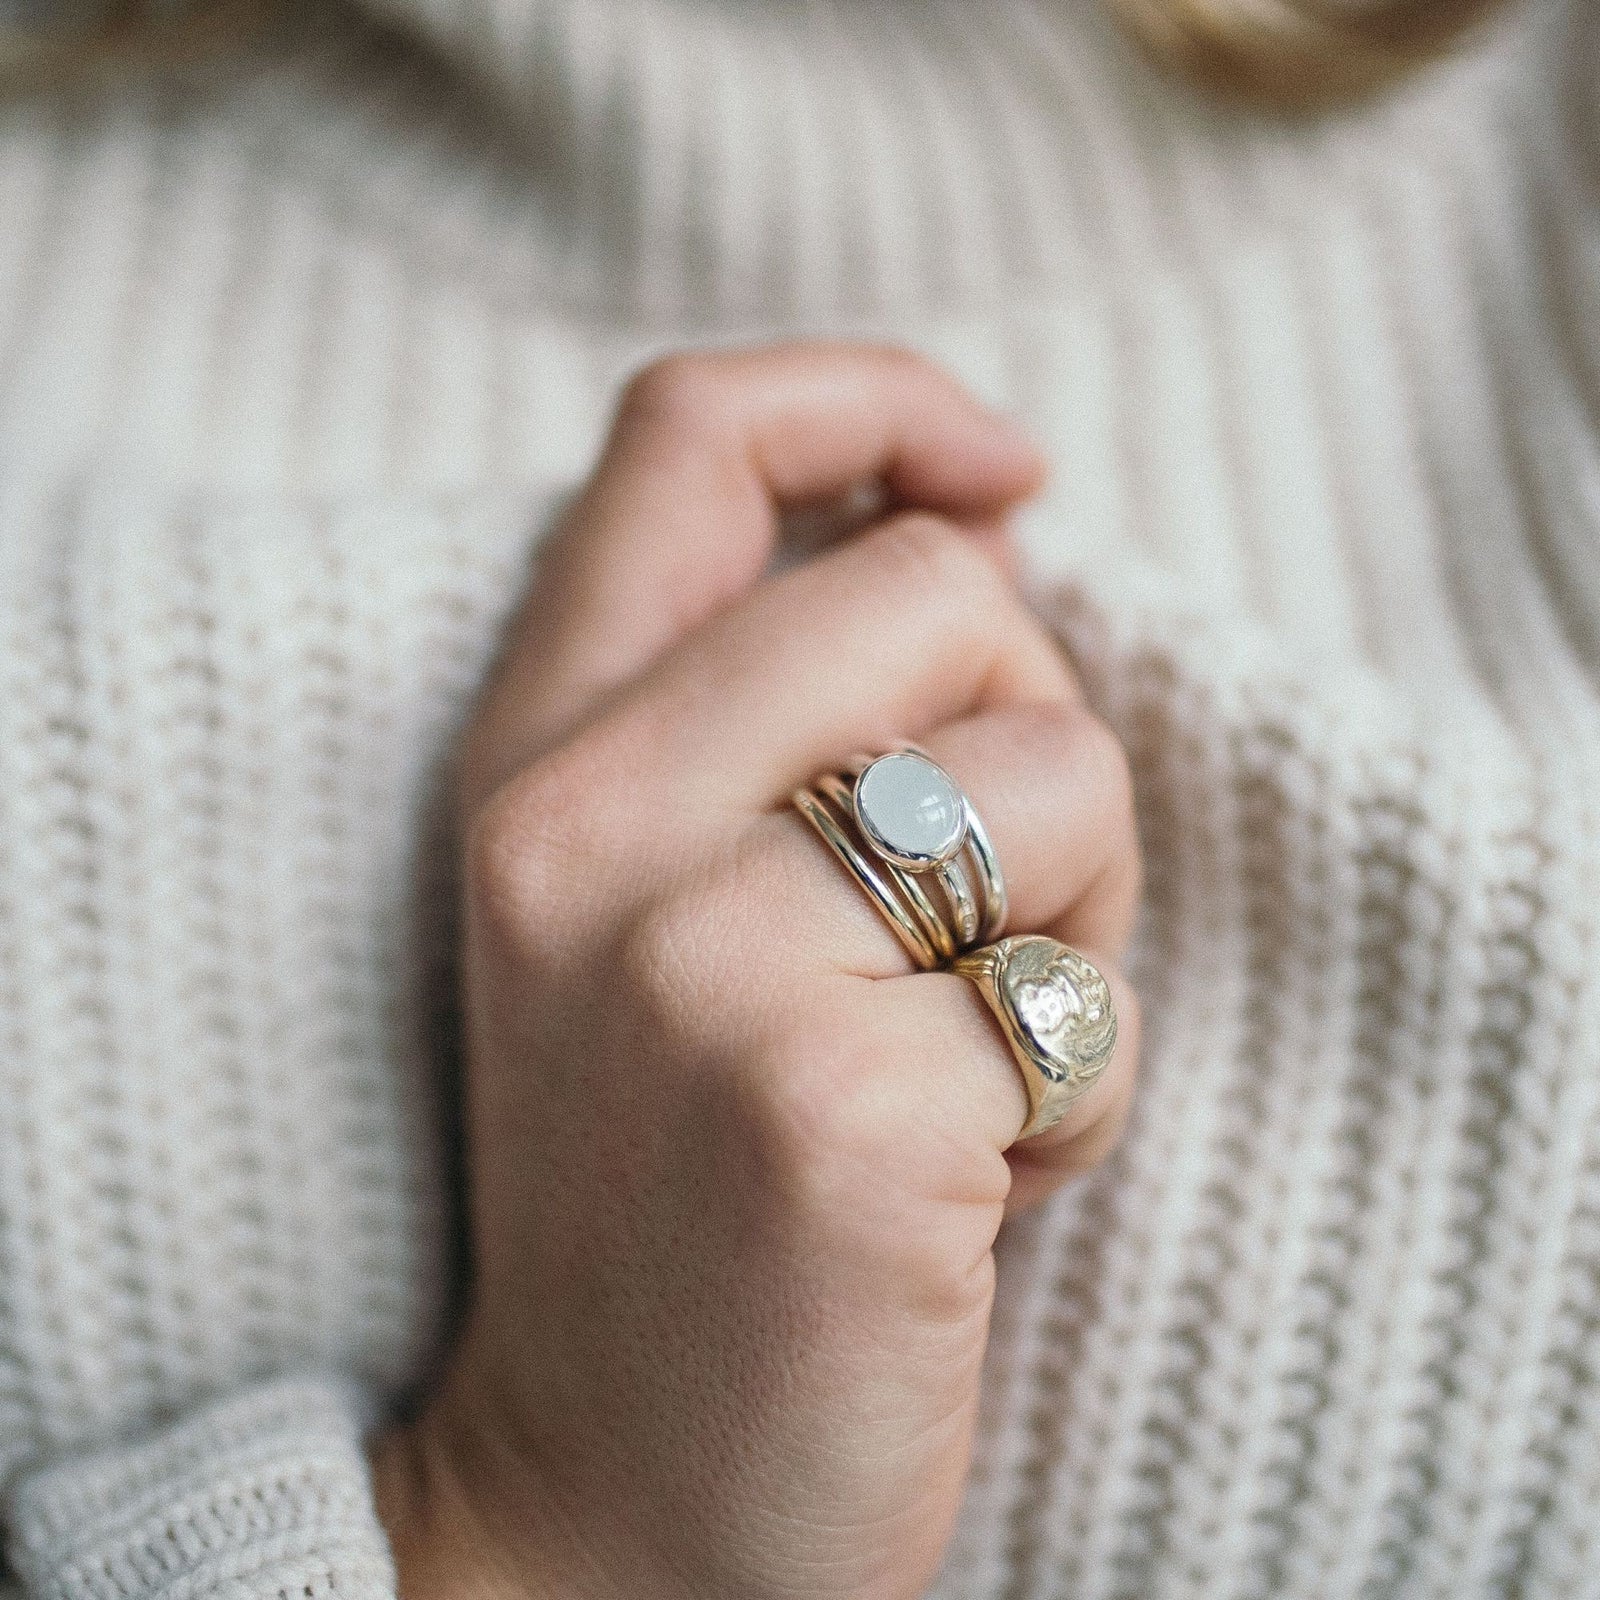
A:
3;0;1600;1596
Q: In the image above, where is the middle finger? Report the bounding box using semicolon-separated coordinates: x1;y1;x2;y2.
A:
588;513;1079;827
744;700;1141;981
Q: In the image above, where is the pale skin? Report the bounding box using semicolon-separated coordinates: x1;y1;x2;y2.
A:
370;342;1144;1600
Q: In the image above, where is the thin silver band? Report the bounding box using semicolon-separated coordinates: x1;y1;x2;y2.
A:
816;773;957;963
793;787;945;969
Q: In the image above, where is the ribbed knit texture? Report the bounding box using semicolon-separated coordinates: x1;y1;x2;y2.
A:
8;1376;397;1600
3;0;1599;1596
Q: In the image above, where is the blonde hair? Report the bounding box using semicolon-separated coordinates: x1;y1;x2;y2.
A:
0;0;265;83
1115;0;1515;107
0;0;1520;106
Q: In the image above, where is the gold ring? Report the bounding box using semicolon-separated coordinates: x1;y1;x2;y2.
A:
791;786;947;968
952;935;1117;1140
793;748;1006;967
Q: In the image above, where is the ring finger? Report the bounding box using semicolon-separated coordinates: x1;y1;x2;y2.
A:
873;952;1141;1206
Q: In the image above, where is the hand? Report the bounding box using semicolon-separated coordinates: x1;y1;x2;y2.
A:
371;344;1143;1600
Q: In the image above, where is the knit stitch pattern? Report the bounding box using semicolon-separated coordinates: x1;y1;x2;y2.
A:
7;1376;397;1600
3;0;1600;1596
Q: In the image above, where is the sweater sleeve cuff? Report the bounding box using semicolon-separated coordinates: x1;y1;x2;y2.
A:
5;1377;398;1600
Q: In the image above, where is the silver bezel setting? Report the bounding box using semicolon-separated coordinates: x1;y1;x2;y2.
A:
851;750;970;871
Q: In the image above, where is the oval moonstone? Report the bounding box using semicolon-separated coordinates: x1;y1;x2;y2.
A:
853;751;967;866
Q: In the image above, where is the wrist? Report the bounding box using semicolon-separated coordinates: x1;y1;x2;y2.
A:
371;1404;573;1600
370;1419;508;1600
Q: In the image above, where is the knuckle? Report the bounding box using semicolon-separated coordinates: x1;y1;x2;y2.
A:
864;513;998;612
462;748;610;955
615;352;729;441
612;868;757;1034
463;789;545;952
1067;702;1136;824
1016;702;1141;933
850;339;945;386
1070;709;1143;910
614;883;711;1007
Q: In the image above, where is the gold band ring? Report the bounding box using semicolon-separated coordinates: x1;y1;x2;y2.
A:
792;785;947;969
952;935;1118;1140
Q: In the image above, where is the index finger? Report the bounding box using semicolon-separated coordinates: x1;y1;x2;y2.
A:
460;343;1045;811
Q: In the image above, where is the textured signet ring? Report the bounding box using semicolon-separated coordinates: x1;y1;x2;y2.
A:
952;935;1118;1140
792;748;1007;969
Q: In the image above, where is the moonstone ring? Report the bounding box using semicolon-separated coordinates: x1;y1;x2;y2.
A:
792;748;1006;969
952;935;1118;1140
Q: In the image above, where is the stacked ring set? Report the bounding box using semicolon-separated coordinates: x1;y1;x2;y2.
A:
794;749;1117;1142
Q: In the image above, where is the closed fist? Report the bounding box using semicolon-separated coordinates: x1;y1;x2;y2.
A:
372;343;1143;1600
